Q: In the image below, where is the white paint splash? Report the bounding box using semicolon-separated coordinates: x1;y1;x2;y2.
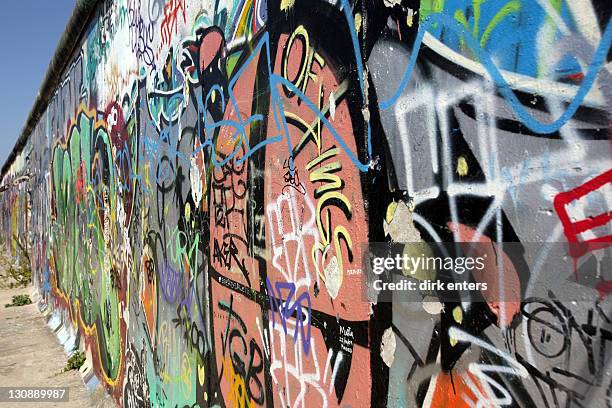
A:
324;256;341;299
190;156;204;207
329;91;336;120
380;327;396;367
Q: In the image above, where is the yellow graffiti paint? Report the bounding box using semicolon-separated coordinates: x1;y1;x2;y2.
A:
457;156;468;176
453;306;463;324
280;0;295;12
355;13;362;32
386;201;398;224
223;354;254;408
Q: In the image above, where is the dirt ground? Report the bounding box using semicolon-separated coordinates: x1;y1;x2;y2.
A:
0;285;116;408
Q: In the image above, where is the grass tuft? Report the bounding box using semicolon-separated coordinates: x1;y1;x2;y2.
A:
64;351;87;372
5;294;32;307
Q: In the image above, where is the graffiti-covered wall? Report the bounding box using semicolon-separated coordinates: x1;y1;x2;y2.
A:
0;138;32;266
1;0;611;406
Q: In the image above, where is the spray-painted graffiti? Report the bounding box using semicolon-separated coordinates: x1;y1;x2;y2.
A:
0;0;610;406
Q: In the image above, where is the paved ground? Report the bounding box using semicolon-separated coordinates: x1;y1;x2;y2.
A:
0;285;116;408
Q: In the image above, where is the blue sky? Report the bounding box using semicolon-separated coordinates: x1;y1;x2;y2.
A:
0;1;76;166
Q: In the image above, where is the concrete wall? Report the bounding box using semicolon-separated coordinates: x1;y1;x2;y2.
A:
0;150;30;258
1;0;611;406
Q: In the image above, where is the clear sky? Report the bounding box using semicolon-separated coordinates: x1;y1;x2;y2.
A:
0;1;76;167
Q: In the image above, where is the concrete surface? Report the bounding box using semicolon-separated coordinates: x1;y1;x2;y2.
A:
0;285;116;408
